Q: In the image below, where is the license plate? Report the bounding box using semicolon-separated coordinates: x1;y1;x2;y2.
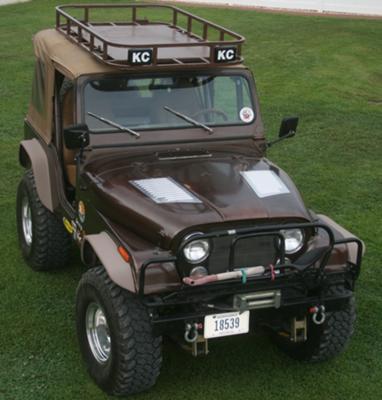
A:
204;311;250;339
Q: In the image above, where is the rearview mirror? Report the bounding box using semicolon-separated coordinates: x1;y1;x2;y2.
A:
279;117;299;138
64;124;90;149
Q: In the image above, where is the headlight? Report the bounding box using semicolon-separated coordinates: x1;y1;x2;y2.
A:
183;236;210;264
280;229;304;254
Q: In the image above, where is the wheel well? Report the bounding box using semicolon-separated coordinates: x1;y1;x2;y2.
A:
81;232;137;292
82;240;99;267
19;146;31;169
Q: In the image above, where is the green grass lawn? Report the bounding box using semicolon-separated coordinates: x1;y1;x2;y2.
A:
1;1;382;399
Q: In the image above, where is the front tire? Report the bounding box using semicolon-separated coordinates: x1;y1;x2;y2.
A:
270;286;356;362
16;170;71;271
76;266;162;396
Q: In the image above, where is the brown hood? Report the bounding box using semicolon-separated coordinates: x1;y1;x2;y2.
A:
83;149;311;249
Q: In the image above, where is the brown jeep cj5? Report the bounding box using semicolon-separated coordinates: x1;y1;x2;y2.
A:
17;4;364;396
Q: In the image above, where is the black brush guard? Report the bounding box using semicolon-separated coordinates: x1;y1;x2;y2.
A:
138;222;362;327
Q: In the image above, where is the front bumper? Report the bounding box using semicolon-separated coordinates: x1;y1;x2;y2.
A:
138;219;363;331
146;272;354;333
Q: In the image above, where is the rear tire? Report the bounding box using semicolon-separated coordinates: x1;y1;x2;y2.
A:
76;266;162;396
270;286;356;362
16;170;71;271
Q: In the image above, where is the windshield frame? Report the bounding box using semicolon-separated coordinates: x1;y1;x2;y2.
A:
78;68;257;135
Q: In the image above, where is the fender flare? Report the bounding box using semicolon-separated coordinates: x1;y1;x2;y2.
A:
81;232;137;293
19;138;56;211
317;214;366;264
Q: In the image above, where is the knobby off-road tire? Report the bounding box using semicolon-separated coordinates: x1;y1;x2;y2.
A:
76;266;162;396
16;170;71;271
270;286;356;362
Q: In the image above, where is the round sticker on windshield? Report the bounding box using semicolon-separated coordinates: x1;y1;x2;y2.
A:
239;107;254;123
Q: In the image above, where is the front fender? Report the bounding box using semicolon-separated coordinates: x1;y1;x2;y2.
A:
317;214;365;265
19;139;57;211
81;231;137;293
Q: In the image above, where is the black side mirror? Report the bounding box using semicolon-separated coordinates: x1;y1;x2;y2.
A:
267;116;299;148
279;116;299;138
64;124;90;149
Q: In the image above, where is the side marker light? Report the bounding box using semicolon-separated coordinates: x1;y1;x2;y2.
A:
118;246;131;263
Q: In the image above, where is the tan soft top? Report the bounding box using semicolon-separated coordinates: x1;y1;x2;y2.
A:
35;29;116;79
28;4;248;143
27;29;246;143
27;29;127;143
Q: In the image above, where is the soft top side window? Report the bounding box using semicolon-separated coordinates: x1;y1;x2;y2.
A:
31;58;46;116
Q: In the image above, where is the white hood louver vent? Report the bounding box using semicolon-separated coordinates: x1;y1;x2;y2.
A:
241;170;290;198
130;177;201;204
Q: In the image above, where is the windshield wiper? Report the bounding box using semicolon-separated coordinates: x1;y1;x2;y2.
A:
164;106;213;134
87;112;140;138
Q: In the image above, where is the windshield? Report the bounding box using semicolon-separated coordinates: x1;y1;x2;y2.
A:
83;74;255;132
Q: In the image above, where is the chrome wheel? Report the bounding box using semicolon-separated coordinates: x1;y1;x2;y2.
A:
86;302;111;363
21;196;33;246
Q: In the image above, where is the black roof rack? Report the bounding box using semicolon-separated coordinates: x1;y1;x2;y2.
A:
56;3;245;68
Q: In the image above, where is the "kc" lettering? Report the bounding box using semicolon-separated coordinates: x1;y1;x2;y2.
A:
214;47;237;63
128;49;153;65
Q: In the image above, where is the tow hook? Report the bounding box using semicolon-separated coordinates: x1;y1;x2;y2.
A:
180;323;208;356
310;305;326;325
184;323;199;343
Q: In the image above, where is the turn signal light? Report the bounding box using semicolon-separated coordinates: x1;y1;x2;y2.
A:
118;246;130;263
